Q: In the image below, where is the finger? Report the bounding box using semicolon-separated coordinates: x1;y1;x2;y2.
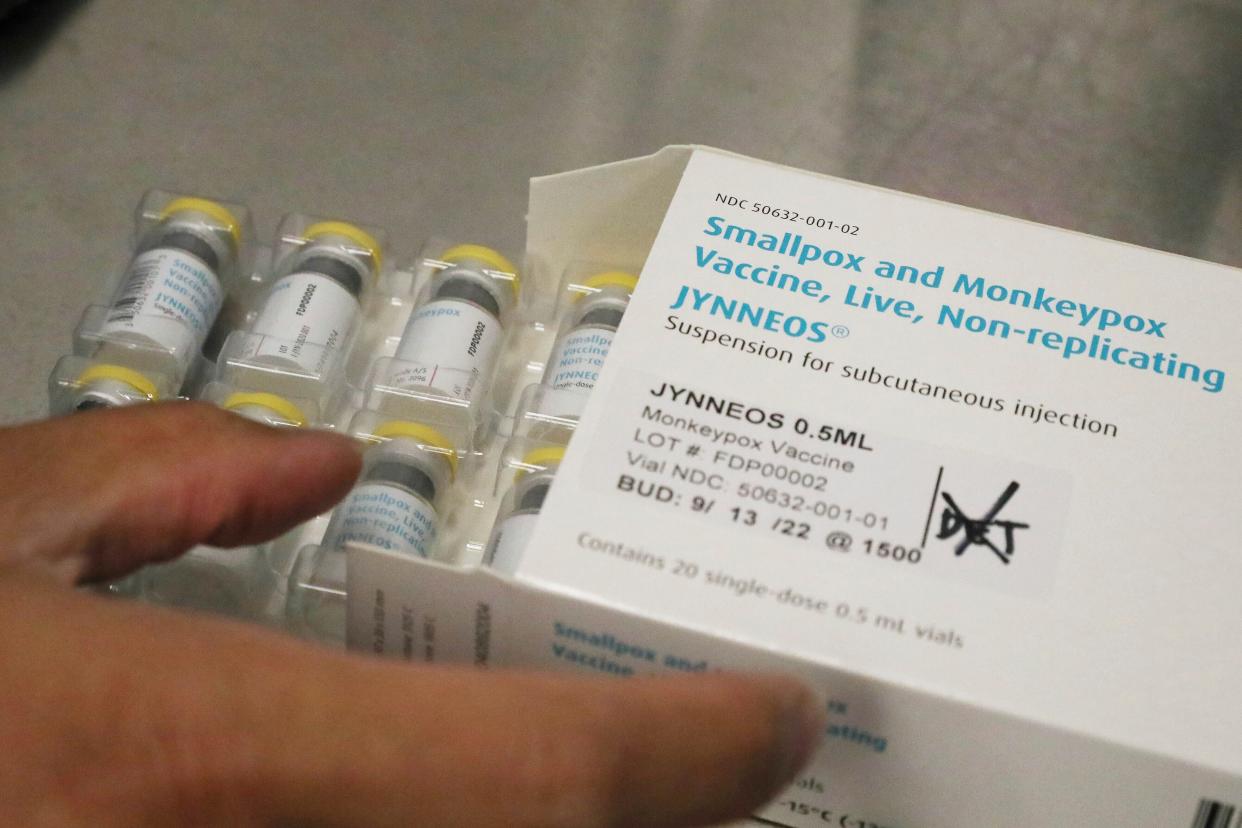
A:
281;666;823;828
0;575;823;828
0;402;361;582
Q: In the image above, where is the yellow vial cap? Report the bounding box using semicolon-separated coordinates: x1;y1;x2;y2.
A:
305;220;384;273
160;197;243;249
76;363;159;401
517;444;566;478
577;270;638;299
373;420;458;477
440;243;520;299
222;392;307;427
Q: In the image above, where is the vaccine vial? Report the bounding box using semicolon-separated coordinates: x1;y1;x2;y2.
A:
388;244;518;405
485;445;564;575
244;221;381;377
221;391;308;428
77;197;242;408
71;363;161;410
286;421;457;644
319;421;456;558
546;271;637;396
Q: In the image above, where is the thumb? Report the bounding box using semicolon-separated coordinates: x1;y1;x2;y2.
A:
269;664;824;827
0;573;825;827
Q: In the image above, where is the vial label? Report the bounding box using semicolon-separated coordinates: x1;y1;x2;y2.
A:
547;326;615;393
99;248;223;359
389;299;502;403
242;272;359;375
323;482;437;559
485;511;540;575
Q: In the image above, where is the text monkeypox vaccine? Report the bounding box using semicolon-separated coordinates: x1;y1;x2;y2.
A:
582;372;1071;600
517;147;1242;657
324;423;453;564
101;245;225;364
322;481;436;558
545;272;635;395
388;248;516;405
546;327;614;391
390;301;502;398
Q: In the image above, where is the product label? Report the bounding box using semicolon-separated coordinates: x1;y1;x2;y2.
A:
323;482;436;559
579;371;1071;599
515;149;1242;772
547;326;615;392
241;272;358;375
99;247;223;359
389;299;502;403
484;511;540;575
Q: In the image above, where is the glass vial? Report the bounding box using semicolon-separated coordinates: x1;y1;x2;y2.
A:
319;421;456;559
244;221;381;376
286;421;457;645
545;271;637;396
485;445;564;575
77;197;243;409
388;244;518;404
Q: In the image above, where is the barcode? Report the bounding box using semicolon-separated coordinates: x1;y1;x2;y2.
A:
105;296;141;324
106;264;156;324
1192;798;1237;828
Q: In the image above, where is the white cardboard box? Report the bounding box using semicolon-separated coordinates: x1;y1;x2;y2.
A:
348;147;1242;828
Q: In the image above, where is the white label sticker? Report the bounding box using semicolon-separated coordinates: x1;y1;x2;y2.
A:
242;272;358;375
485;511;540;575
322;482;437;559
586;371;1071;599
99;248;223;359
547;326;615;392
389;299;502;403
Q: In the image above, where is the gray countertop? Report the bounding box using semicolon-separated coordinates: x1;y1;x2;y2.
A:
1;0;1239;423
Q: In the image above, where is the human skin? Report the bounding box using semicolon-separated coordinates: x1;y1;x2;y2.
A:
0;402;823;827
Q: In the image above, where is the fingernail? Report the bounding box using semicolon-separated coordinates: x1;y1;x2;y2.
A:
774;684;825;786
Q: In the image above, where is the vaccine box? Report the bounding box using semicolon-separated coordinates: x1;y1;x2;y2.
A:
347;147;1242;828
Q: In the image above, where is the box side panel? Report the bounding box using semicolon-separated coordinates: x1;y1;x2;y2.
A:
348;545;1242;828
346;547;513;665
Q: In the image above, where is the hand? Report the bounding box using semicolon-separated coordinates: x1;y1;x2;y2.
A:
0;403;823;827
